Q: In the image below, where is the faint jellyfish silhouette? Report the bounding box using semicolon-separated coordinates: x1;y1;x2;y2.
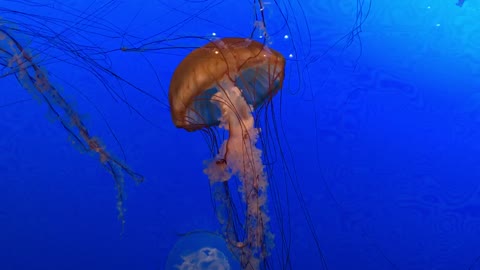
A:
178;247;228;270
0;23;143;227
166;232;240;270
169;37;285;269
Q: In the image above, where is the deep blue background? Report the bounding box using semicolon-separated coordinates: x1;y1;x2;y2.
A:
1;0;480;269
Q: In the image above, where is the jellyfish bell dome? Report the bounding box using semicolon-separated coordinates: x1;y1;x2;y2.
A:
169;37;285;131
165;232;241;270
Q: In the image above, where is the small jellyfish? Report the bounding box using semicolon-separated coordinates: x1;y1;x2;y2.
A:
169;37;285;269
166;232;240;270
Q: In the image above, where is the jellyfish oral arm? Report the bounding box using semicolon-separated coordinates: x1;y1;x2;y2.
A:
204;80;271;269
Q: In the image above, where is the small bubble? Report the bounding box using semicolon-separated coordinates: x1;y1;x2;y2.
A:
289;54;293;58
284;35;289;39
436;23;440;27
212;32;217;36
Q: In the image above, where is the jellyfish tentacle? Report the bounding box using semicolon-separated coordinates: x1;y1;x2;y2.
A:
0;27;143;225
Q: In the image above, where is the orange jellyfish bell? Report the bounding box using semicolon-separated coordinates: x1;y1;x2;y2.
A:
169;37;285;131
169;37;286;269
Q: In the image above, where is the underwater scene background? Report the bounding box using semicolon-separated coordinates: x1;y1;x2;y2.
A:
1;0;480;269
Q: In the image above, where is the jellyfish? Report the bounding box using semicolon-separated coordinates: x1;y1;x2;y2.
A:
169;37;285;269
166;232;240;270
0;11;145;226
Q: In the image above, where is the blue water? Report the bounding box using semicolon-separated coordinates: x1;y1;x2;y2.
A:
1;0;480;269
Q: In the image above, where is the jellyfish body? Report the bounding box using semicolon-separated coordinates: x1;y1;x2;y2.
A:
169;38;285;269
